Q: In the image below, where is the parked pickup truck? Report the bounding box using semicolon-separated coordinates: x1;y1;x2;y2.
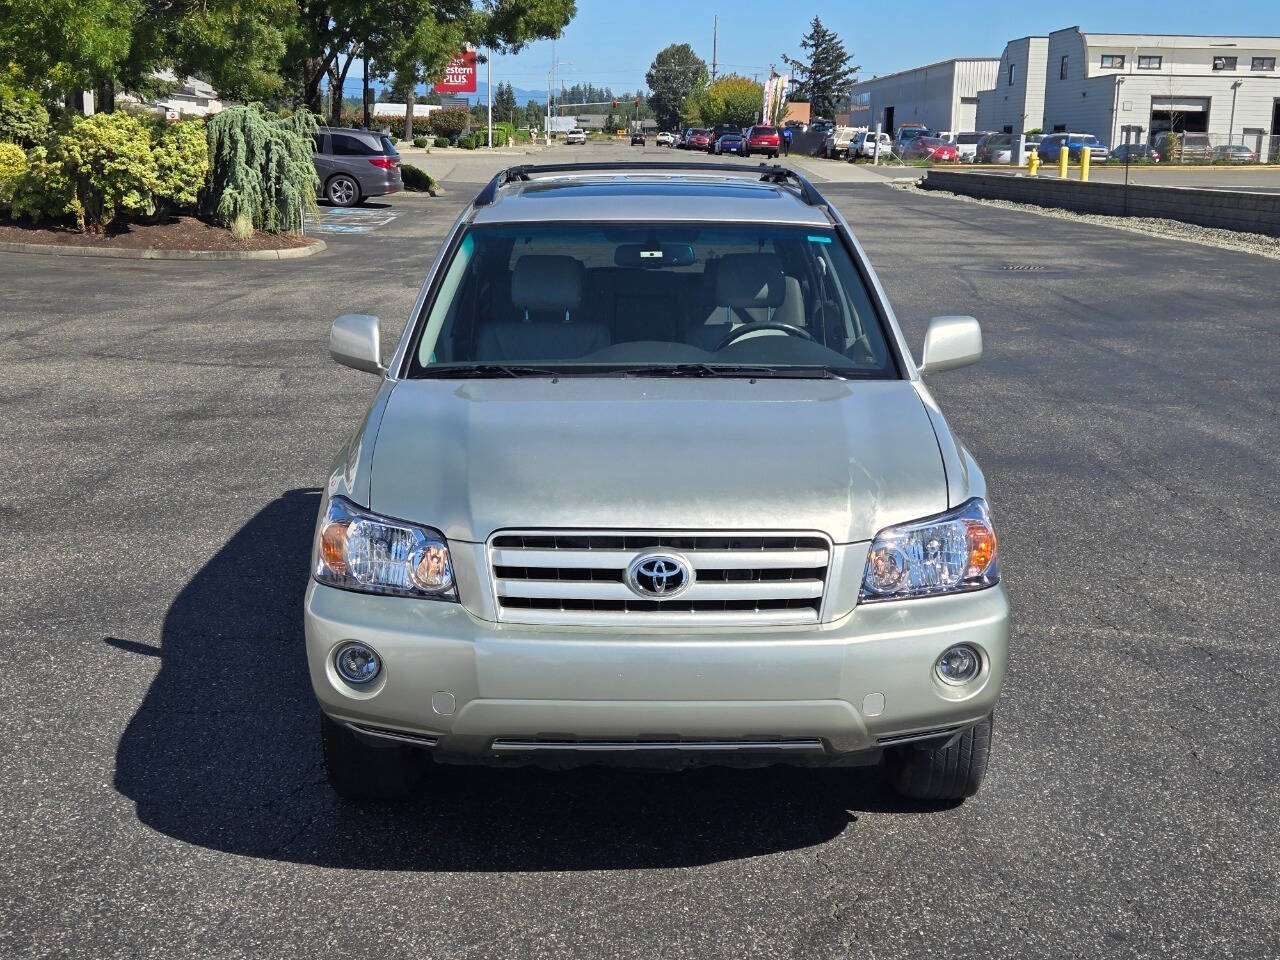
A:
823;126;862;159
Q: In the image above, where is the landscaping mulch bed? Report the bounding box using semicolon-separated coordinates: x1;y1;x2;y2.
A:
0;215;313;251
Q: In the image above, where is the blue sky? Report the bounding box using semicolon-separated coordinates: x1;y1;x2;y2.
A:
478;0;1280;98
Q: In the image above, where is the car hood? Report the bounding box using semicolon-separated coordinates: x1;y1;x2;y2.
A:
368;377;947;544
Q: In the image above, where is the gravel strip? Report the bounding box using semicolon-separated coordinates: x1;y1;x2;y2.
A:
889;177;1280;261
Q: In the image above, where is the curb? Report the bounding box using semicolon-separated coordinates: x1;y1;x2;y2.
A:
0;237;327;261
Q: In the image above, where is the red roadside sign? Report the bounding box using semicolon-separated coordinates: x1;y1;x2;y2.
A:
434;50;477;94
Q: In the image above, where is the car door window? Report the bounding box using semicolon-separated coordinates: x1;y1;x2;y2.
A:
331;134;377;156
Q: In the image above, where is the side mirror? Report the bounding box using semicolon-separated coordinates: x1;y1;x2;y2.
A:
919;315;982;374
330;313;384;375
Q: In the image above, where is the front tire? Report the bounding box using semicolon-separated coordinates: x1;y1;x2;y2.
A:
325;174;360;207
320;712;427;800
887;714;992;801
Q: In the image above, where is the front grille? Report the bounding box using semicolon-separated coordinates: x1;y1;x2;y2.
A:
489;530;831;626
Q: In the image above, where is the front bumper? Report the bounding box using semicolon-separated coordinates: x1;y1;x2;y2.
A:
304;581;1009;764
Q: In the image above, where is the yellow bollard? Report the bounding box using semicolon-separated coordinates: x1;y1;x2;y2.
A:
1057;146;1069;179
1079;147;1091;182
1028;150;1040;176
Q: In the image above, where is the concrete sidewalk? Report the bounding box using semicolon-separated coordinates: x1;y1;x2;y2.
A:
781;153;896;183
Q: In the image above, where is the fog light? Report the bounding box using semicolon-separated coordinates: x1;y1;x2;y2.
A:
334;642;381;684
935;644;981;685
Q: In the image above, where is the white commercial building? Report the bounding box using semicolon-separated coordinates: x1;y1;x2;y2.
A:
976;37;1049;136
848;58;999;135
978;27;1280;152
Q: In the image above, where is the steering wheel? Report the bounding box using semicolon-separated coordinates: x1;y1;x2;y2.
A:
715;321;815;351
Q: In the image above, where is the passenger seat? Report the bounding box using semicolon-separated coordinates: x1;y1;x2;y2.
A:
475;255;610;362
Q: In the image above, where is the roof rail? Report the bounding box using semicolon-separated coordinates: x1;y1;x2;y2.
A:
471;161;830;209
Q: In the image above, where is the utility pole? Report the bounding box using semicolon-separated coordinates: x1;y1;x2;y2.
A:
486;47;493;149
545;38;554;140
711;15;718;82
362;45;370;128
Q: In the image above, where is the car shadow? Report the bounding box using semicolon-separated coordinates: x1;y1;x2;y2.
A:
114;489;948;872
317;200;396;210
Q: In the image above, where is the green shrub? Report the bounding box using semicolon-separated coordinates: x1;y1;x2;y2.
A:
0;87;50;148
428;108;469;139
0;141;26;210
400;164;436;193
434;136;450;148
8;145;77;223
151;119;209;214
54;112;159;231
413;136;429;148
206;106;319;235
348;113;435;138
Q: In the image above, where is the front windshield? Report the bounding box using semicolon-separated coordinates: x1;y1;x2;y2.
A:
407;222;897;378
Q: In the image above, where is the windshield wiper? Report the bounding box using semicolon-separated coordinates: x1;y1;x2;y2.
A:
419;363;562;378
614;363;789;378
615;364;856;379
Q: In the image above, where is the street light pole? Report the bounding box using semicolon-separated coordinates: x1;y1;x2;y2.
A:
1228;80;1242;145
487;47;493;149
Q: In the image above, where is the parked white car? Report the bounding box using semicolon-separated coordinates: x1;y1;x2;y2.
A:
564;128;587;145
849;130;893;159
655;131;676;147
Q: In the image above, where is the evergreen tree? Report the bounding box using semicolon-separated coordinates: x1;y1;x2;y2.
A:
781;17;859;119
523;99;543;128
493;81;518;124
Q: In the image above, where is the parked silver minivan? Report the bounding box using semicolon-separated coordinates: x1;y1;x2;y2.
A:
313;127;403;206
307;161;1009;804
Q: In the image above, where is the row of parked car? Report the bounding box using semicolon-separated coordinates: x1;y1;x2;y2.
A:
667;125;784;158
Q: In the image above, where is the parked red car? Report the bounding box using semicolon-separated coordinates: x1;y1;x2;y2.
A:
904;137;959;162
686;129;712;150
743;125;781;158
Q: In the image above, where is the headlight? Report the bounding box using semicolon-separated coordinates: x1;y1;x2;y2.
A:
313;496;457;600
859;498;998;603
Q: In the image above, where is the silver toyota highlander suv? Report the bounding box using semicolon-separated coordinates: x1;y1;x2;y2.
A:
307;161;1009;803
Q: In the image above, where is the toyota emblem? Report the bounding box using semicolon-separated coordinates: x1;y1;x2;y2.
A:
625;553;693;599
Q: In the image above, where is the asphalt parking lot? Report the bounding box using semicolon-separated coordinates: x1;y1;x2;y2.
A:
2;142;1277;959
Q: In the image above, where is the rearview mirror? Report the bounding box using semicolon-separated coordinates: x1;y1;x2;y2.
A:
614;243;696;268
919;315;982;374
330;313;384;375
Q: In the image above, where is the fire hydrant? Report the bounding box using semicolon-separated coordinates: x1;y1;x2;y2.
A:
1027;150;1040;176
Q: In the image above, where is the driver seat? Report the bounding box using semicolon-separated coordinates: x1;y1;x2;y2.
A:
686;253;805;351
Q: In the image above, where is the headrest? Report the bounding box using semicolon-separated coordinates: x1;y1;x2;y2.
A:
511;255;583;312
715;253;786;309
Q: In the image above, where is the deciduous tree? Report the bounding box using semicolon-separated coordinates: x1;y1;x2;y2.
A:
698;75;762;129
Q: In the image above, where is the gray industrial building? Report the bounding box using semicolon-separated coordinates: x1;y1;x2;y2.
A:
976;37;1049;136
874;26;1280;158
1038;28;1280;149
978;27;1280;152
848;58;999;135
